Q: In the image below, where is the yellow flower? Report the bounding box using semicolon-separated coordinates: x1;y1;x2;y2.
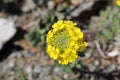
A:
116;0;120;6
46;20;87;65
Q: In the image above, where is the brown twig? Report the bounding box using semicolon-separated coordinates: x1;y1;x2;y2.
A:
94;40;107;58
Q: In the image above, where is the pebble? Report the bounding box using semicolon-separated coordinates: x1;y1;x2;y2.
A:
117;55;120;64
48;1;55;10
89;64;96;71
107;49;119;57
85;52;92;58
27;73;33;80
33;65;41;73
2;64;9;74
109;64;116;72
26;66;32;73
8;59;15;68
8;52;22;58
63;74;68;79
22;0;36;12
9;76;14;80
94;60;100;66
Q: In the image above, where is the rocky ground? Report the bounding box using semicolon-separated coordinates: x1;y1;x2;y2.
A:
0;0;120;80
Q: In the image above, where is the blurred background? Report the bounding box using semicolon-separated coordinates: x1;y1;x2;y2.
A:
0;0;120;80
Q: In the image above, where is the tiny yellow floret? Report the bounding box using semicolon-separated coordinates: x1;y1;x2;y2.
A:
46;20;87;65
116;0;120;6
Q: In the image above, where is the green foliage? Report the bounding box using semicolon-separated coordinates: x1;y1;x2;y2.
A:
90;5;120;40
25;29;46;46
98;5;120;40
17;66;26;80
55;58;83;73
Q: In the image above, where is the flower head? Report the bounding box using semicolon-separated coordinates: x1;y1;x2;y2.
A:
46;20;87;65
116;0;120;6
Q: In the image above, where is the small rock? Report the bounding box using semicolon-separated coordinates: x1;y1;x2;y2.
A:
48;1;55;10
106;64;117;72
85;52;92;58
8;59;16;68
27;73;33;80
70;1;94;17
22;0;36;12
2;64;9;74
63;74;68;79
94;60;100;66
89;64;96;71
71;0;84;6
8;76;15;80
26;66;32;73
107;48;119;57
9;51;22;58
117;55;120;64
0;18;16;50
33;65;41;73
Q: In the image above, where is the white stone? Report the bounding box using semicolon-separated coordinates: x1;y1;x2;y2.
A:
0;18;16;50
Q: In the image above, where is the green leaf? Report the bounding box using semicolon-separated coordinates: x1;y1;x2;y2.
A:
17;66;26;80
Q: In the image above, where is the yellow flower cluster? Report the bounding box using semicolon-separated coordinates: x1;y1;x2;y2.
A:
46;20;87;65
116;0;120;6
